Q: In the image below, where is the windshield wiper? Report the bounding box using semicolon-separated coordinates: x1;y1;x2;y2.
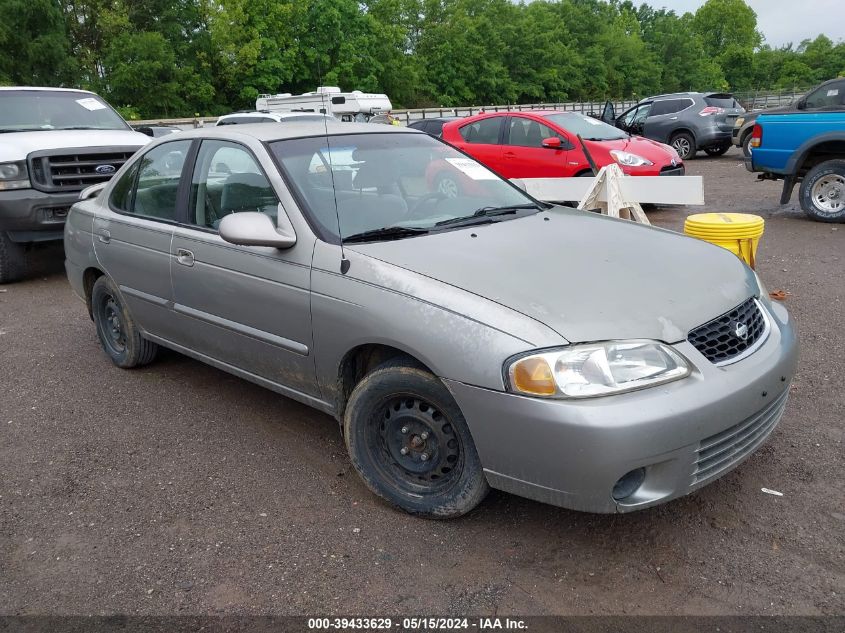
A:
434;203;541;228
343;226;429;244
0;127;48;133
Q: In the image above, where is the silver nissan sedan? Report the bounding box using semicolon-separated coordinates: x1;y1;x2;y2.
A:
64;122;798;518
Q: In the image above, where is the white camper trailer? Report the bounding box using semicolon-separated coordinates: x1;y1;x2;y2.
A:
255;87;392;122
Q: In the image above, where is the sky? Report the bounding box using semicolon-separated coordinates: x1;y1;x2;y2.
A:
639;0;841;48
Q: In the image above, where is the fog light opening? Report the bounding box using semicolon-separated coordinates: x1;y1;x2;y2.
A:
612;468;646;502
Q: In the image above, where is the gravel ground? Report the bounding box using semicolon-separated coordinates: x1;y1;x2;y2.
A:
0;149;843;617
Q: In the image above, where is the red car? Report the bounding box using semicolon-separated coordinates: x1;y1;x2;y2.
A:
433;110;683;196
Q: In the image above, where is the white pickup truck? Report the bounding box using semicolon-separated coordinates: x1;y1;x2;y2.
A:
0;87;150;283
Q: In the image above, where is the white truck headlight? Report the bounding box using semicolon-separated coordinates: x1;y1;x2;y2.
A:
0;161;31;190
609;150;653;167
507;341;691;399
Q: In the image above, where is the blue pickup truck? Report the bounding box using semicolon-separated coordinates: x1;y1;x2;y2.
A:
746;111;845;222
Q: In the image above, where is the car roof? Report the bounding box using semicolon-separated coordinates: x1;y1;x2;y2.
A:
0;86;95;94
177;121;422;142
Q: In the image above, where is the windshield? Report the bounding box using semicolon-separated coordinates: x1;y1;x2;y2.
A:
544;113;627;141
270;133;540;242
0;90;130;132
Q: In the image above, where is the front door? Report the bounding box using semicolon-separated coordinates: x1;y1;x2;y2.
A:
500;115;575;178
169;139;319;398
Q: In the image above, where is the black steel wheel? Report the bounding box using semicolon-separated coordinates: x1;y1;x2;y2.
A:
91;276;158;368
344;362;489;518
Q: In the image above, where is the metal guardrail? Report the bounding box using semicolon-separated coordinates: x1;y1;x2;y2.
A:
129;88;814;129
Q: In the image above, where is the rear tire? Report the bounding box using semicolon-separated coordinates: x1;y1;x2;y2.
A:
0;233;27;284
91;276;158;368
669;132;696;160
343;362;489;518
741;133;753;158
704;144;730;157
799;160;845;223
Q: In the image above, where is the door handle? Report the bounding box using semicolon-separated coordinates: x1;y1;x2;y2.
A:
670;116;679;120
96;229;110;244
176;248;195;267
503;151;517;157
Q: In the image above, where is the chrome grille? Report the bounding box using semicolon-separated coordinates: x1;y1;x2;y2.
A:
28;147;138;193
688;298;768;365
693;390;788;483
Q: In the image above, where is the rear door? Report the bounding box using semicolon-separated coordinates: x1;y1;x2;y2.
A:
452;116;505;173
168;139;319;397
644;98;694;143
93;139;192;341
500;115;575;178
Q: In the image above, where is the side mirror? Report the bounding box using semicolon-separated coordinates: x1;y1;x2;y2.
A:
219;211;296;249
331;96;346;105
795;97;807;110
509;178;527;192
79;181;108;200
542;137;563;149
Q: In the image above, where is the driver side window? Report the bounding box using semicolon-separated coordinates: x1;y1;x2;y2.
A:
805;81;845;109
189;140;279;230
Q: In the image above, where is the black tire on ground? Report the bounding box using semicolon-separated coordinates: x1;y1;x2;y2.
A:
343;361;489;518
434;172;462;199
669;131;696;160
91;275;158;368
0;232;27;284
742;133;753;158
704;144;731;157
798;160;845;223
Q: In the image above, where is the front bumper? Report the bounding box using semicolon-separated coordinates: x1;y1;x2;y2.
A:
445;300;798;513
0;188;79;241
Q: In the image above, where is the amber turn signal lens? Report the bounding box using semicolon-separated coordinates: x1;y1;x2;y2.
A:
511;357;556;396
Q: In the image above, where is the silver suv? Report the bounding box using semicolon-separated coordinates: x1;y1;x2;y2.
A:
604;92;745;160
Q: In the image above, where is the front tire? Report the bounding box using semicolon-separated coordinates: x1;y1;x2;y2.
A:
799;160;845;223
670;131;696;160
91;276;158;368
343;362;489;518
0;233;27;284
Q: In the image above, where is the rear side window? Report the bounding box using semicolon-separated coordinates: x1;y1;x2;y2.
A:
704;94;739;109
129;140;192;221
458;117;502;144
651;99;693;116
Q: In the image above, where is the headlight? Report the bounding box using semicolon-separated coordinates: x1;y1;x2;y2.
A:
609;150;653;167
506;340;691;399
0;161;31;190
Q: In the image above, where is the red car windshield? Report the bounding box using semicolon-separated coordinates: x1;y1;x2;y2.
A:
544;113;627;141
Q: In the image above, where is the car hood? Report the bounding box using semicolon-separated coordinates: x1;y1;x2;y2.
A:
0;129;150;162
348;208;758;343
742;105;796;124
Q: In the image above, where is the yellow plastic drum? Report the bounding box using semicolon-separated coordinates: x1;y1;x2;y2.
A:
684;213;765;269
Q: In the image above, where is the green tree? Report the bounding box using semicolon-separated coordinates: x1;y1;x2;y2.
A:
0;0;75;86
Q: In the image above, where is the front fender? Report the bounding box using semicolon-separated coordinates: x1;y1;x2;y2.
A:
310;241;566;408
